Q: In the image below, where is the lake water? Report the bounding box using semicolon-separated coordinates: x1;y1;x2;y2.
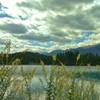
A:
1;65;100;99
14;65;100;91
28;66;100;100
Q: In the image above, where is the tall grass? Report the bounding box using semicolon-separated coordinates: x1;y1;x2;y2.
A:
0;41;35;100
0;41;99;100
40;56;99;100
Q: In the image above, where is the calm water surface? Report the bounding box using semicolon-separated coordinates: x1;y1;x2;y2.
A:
1;65;100;99
16;65;100;89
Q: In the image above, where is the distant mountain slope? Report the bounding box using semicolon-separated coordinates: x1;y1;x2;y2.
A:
70;44;100;55
44;44;100;56
43;50;65;56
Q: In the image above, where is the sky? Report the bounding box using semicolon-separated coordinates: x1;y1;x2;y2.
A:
0;0;100;53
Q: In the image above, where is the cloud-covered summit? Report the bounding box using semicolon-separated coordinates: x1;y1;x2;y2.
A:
0;0;100;52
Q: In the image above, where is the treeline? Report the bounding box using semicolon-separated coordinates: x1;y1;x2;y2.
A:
0;51;100;65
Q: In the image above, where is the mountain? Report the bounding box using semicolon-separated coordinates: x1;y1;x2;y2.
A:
70;44;100;55
43;50;65;56
0;44;100;65
44;44;100;56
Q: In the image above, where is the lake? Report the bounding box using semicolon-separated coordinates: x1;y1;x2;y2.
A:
1;65;100;99
14;65;100;90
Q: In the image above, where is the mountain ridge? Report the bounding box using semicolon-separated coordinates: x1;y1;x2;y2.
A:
43;43;100;56
0;44;100;65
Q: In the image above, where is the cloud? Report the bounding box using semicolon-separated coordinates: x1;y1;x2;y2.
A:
17;0;45;11
88;5;100;19
13;32;72;44
0;23;27;33
48;14;95;31
0;12;12;18
0;0;100;52
17;0;93;11
41;0;93;11
0;3;13;18
0;38;5;45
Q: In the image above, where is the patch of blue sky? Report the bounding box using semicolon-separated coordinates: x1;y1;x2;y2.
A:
74;37;89;44
43;42;54;48
72;31;95;44
82;31;96;37
0;11;12;18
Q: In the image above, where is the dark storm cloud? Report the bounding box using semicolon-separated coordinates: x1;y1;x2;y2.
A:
13;33;72;43
17;0;93;11
17;0;45;11
0;23;27;33
41;0;94;11
88;5;100;19
50;14;95;30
